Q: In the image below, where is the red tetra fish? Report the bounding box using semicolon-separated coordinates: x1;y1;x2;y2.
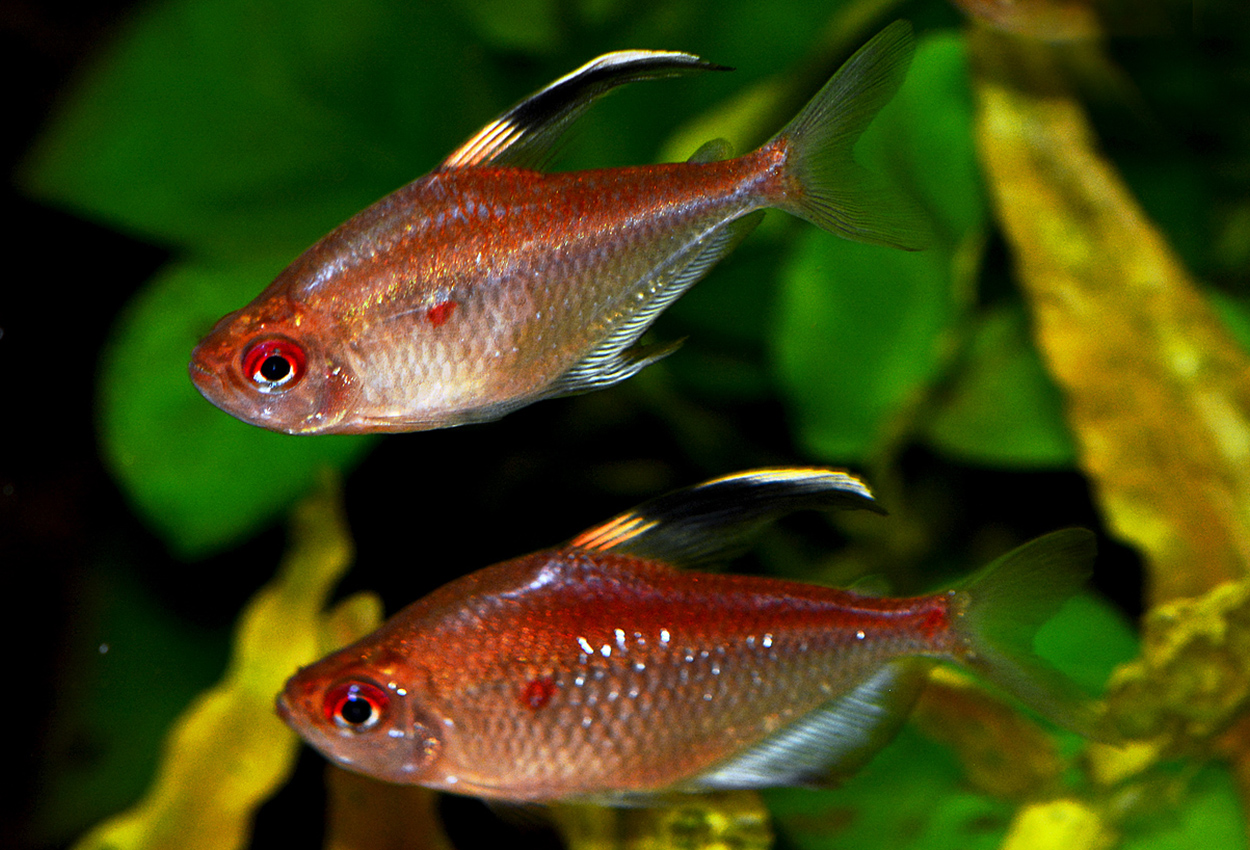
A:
277;468;1101;803
190;23;926;434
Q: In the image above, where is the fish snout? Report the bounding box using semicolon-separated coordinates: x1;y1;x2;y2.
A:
274;690;294;725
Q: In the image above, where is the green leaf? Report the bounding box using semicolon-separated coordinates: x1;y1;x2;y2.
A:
453;0;563;52
774;240;958;460
924;304;1077;468
765;724;1011;850
33;568;227;846
1120;764;1247;850
1208;290;1250;354
1034;593;1138;696
97;259;374;557
19;0;493;260
772;32;985;463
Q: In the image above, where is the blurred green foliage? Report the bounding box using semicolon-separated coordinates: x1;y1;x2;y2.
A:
18;0;1250;847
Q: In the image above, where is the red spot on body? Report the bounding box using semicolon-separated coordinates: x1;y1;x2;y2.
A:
520;676;557;710
426;301;457;327
917;601;950;639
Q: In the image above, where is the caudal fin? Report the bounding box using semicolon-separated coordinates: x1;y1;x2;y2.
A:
951;529;1110;740
771;21;929;250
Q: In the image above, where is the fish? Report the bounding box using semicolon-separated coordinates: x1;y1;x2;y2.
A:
277;467;1101;803
189;23;926;434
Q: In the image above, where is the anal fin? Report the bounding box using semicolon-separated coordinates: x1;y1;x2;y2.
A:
544;210;764;400
686;660;930;791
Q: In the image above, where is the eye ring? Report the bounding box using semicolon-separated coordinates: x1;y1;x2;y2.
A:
241;337;306;392
324;681;390;732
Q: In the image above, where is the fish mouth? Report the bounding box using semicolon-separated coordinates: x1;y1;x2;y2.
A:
274;691;293;725
187;355;225;403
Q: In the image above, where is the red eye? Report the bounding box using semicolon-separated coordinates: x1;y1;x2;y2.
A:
324;681;389;731
241;337;306;392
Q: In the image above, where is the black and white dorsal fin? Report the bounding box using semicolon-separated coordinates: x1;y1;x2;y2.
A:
440;50;729;170
568;467;884;566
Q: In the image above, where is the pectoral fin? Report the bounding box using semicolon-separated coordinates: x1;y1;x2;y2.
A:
441;51;729;170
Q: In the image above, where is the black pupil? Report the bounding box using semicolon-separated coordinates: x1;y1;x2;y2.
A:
339;695;374;725
259;354;291;382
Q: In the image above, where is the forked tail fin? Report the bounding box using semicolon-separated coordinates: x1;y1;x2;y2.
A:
951;529;1111;740
770;20;930;250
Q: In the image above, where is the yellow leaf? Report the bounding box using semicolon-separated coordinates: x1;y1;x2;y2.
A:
549;791;772;850
912;668;1065;800
970;29;1250;603
73;475;370;850
1104;579;1250;748
1000;799;1116;850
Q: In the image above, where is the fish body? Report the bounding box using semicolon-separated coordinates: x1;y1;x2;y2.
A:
277;469;1098;803
190;24;924;434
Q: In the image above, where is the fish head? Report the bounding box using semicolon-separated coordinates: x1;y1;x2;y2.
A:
188;294;362;434
277;648;446;785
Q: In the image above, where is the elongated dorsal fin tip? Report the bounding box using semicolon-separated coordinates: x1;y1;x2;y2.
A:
568;466;883;566
441;50;729;171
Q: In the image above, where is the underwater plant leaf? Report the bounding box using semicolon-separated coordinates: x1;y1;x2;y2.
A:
1209;291;1250;353
452;0;562;52
773;32;985;464
18;0;487;260
924;304;1077;469
971;29;1250;603
71;478;369;850
947;0;1102;41
33;569;228;846
97;258;375;557
765;724;1011;850
999;799;1115;850
1104;579;1250;748
1118;764;1248;850
911;669;1066;800
550;791;773;850
1032;593;1139;695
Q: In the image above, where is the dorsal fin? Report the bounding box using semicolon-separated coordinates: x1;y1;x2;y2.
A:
440;50;729;170
568;467;884;566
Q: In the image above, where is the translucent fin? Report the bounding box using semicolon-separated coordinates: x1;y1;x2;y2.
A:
687;137;734;164
952;529;1109;740
569;466;883;565
544;211;764;400
688;661;929;790
441;51;729;170
771;20;930;250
